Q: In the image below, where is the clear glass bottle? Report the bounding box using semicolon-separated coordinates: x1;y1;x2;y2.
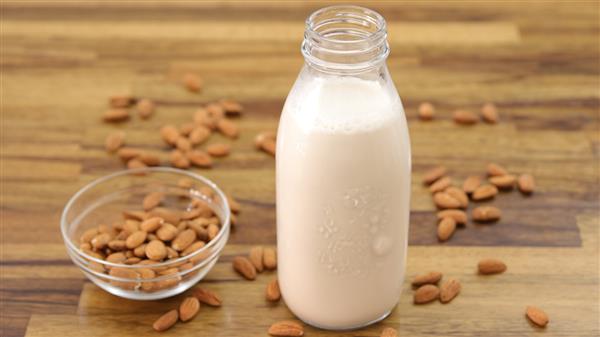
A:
276;5;411;330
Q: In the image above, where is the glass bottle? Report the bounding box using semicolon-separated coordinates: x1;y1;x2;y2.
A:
276;5;411;330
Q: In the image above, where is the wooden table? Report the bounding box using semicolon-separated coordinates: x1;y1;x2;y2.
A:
1;2;599;336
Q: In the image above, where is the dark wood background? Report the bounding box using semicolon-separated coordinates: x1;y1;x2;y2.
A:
1;1;599;336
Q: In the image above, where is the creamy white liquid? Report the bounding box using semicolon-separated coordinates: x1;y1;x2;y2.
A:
276;73;411;329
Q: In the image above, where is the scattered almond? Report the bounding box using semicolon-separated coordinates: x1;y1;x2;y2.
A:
136;98;155;119
179;296;200;322
489;174;516;189
175;137;192;152
436;209;467;225
261;138;276;157
170;150;191;169
127;158;147;171
160;125;181;146
227;195;241;213
423;166;447;185
418;102;435;120
233;256;257;280
526;306;549;327
143;192;164;211
249;246;264;272
183;73;203;93
429;176;452;193
187;150;213;168
487;163;508;176
216;119;240;139
445;186;469;208
266;278;281;302
117;147;141;161
478;258;507;274
189;126;211;145
472;184;498;201
462;175;481;194
103;108;129;122
268;321;304;337
481;103;499;123
219;99;243;117
105;131;125;153
206;143;231;157
411;271;442;287
414;284;440;304
518;174;535;194
472;206;501;222
255;131;276;149
263;247;277;270
193;287;222;306
437;217;456;241
453;110;478;125
153;309;179;332
439;278;461;303
433;192;461;209
138;152;161;166
381;327;399;337
109;95;134;108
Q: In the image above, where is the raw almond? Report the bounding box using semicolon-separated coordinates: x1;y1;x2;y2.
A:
187;150;213;168
216;119;240;139
106;252;127;264
227;195;241;213
109;267;139;290
145;240;167;261
194;108;217;130
91;233;111;250
472;206;501;222
171;229;197;251
233;256;257;280
166;246;179;259
80;228;98;244
156;223;179;241
127;158;147;171
109;95;134;108
206;102;225;120
478;258;507;274
188;223;209;242
266;278;281;302
445;186;469;208
439;278;461;303
140;217;163;232
138;152;161;166
125;230;147;249
207;223;219;241
160;125;181;146
189;126;211;145
481;103;499;123
254;131;276;149
411;271;442;287
418;102;435;121
518;174;535;194
263;247;277;270
117;147;141;161
179;122;195;136
437;217;456;241
206;143;231;157
143;192;164;211
153;309;179;332
183;73;203;93
179;296;200;322
107;239;126;251
436;210;467;225
136;98;155;119
429;176;452;193
471;184;498;201
103;108;129;122
489;174;516;189
462;175;481;194
176;137;192;152
423;166;447;185
414;284;440;304
105;131;125;152
526;306;549;327
453;110;478;125
123;219;140;233
219;99;243;116
268;321;304;337
182;241;205;256
170;150;191;169
249;246;264;272
261;138;276;157
149;208;181;225
178;178;194;189
193;287;222;306
433;192;461;209
381;327;399;337
133;244;148;258
486;163;508;176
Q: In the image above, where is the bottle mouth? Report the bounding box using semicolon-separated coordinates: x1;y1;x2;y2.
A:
302;5;389;73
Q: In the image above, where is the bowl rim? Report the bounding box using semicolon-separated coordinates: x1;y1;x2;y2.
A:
61;167;231;269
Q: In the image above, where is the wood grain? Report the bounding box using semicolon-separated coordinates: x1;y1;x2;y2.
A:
1;1;599;337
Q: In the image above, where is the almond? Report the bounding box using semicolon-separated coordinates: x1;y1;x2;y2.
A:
472;184;498;201
439;278;461;303
125;230;147;249
188;223;209;242
107;239;126;251
139;268;156;291
206;143;231;157
117;147;141;161
414;284;440;304
472;206;501;222
133;244;148;258
518;174;535;194
105;131;125;153
109;95;134;108
216;119;240;139
156;223;179;241
249;246;264;272
261;138;276;157
194;108;217;130
436;210;467;225
182;241;205;256
143;192;164;211
170;150;191;169
526;306;549;327
140;217;163;232
175;137;192;152
136;98;155;119
183;73;202;93
481;103;499;123
91;233;110;250
437;217;456;241
179;122;195;136
177;178;194;189
123;219;140;233
254;131;276;149
423;166;447;185
103;108;129;122
219;99;243;117
429;176;452;193
124;257;141;264
80;228;98;244
127;158;147;171
171;229;197;251
462;175;481;194
145;240;167;261
486;163;508;176
189;126;211;145
187;150;213;168
207;223;219;241
138;152;161;166
233;256;257;280
263;247;277;270
109;267;139;290
411;271;442;287
433;192;461;209
445;186;469;208
489;174;516;189
478;258;507;274
179;296;200;322
266;278;281;302
268;321;304;337
418;102;435;121
149;208;181;224
153;309;179;332
453;110;478;125
381;327;399;337
160;125;180;146
206;102;225;120
106;252;127;264
193;287;222;306
227;195;241;213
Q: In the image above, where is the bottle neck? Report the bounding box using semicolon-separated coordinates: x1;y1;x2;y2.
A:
301;5;390;75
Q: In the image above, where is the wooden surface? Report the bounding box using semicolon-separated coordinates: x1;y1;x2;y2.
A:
1;1;599;336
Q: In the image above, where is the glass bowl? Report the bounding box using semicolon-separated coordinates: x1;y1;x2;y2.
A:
60;167;230;300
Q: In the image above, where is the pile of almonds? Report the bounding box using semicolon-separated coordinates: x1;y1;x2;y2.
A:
417;102;499;124
424;162;535;242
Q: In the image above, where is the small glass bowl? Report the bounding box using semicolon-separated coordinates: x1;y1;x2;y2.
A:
61;167;230;300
